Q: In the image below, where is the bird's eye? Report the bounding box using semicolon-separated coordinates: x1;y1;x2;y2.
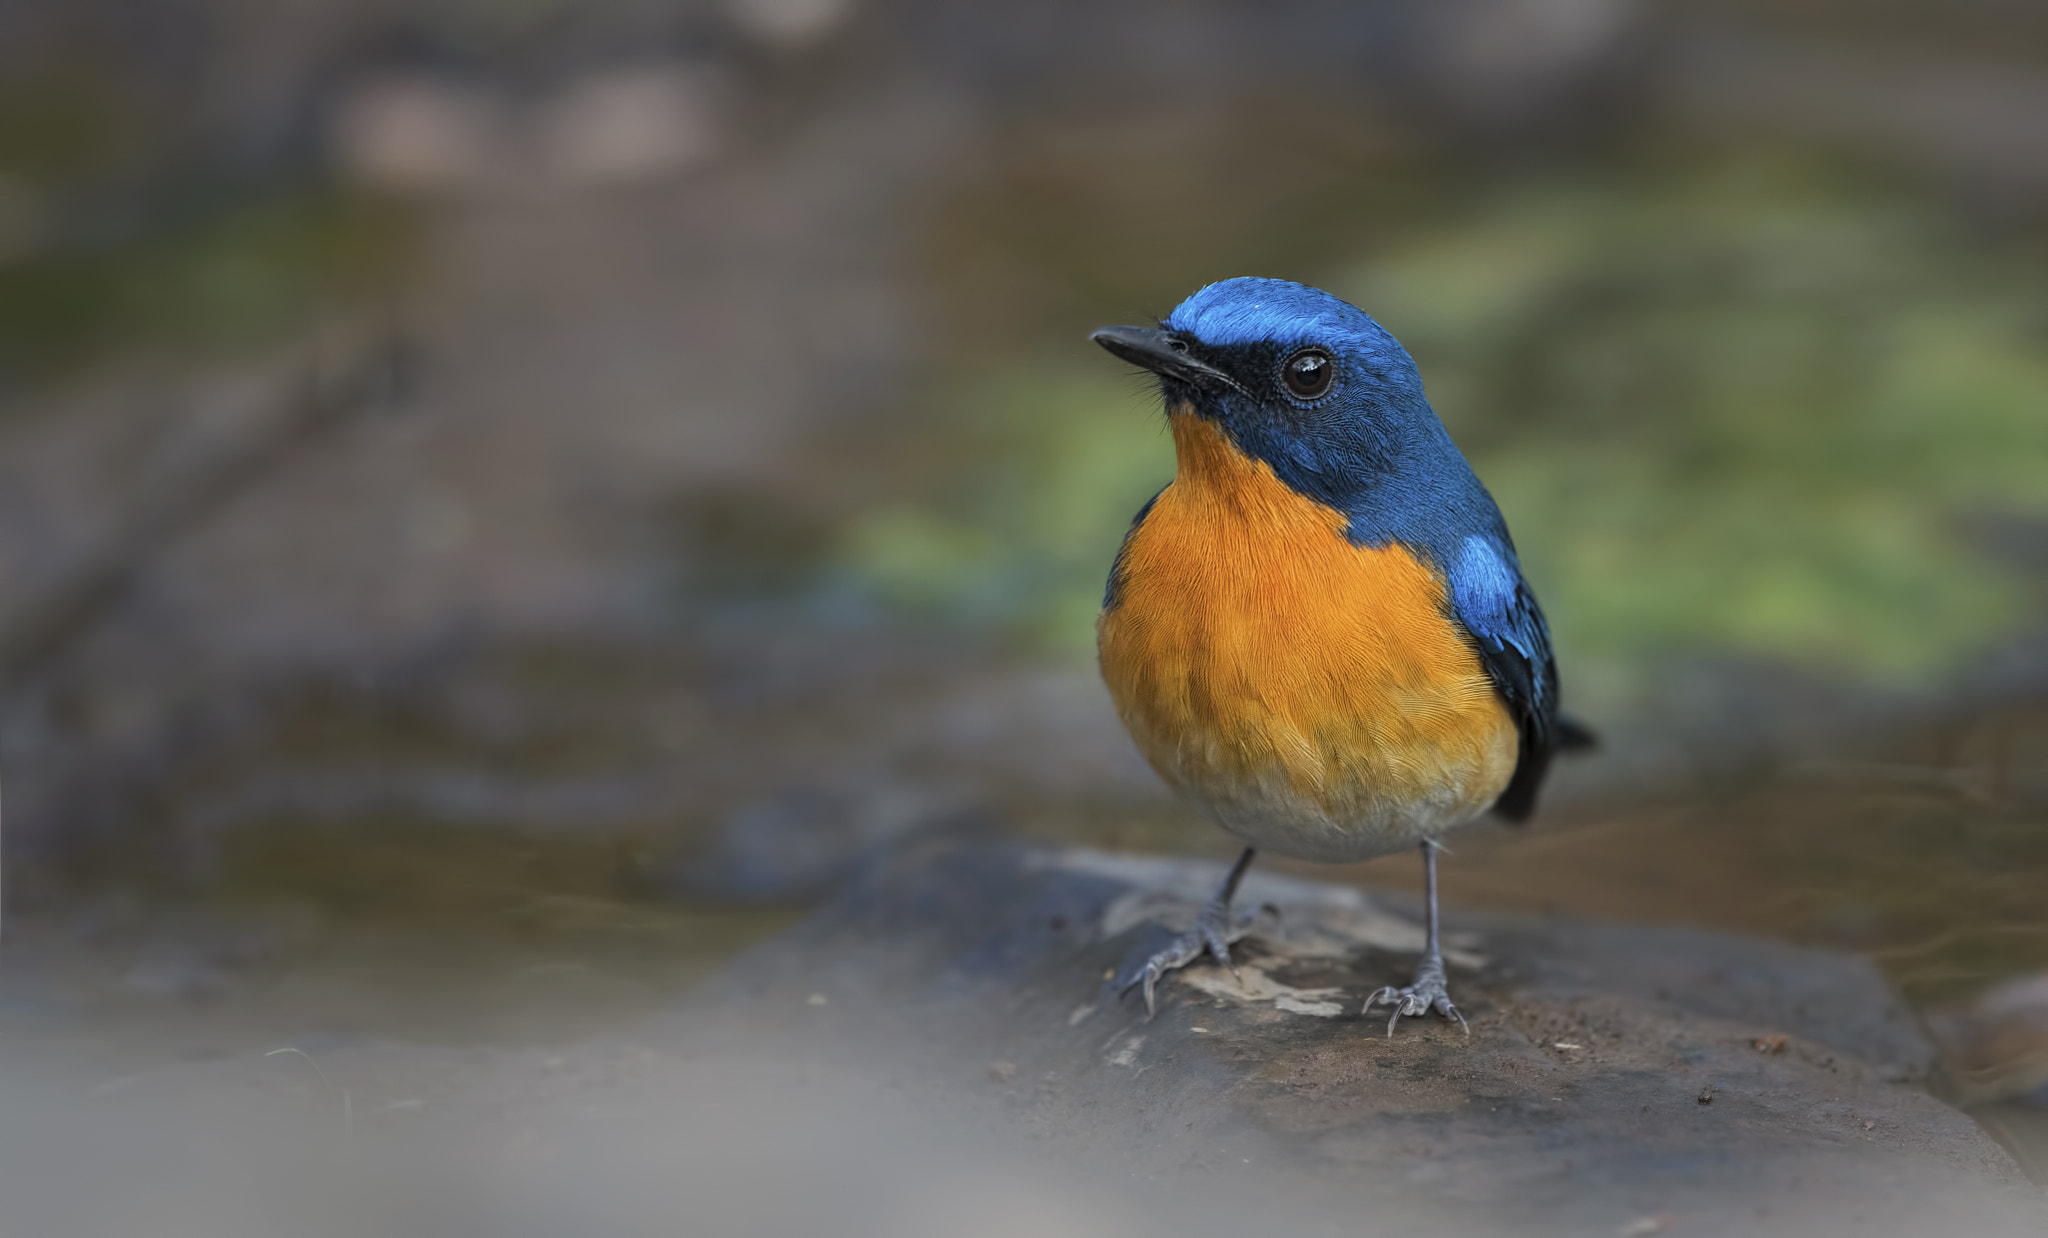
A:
1281;348;1334;401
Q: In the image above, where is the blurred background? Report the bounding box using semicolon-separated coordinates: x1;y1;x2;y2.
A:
0;0;2046;1203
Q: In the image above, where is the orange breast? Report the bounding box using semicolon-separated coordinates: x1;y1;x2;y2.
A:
1097;410;1517;862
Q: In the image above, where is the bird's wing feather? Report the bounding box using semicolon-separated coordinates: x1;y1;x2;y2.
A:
1447;534;1561;821
1102;488;1164;611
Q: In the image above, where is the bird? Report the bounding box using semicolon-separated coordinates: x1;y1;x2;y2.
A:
1090;277;1592;1035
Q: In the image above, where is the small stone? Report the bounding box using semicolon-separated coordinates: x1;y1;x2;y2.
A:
1275;995;1345;1018
1698;1086;1716;1105
989;1061;1017;1081
1554;1041;1583;1051
330;76;508;195
1617;1214;1675;1237
534;66;721;188
724;0;857;47
1752;1033;1788;1054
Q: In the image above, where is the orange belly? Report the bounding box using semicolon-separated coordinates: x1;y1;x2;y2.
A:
1097;411;1517;862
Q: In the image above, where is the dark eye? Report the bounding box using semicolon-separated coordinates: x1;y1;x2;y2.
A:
1281;348;1334;401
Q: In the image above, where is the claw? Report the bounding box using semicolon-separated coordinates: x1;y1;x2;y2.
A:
1111;848;1267;1020
1123;955;1174;1018
1116;906;1262;1019
1363;954;1468;1037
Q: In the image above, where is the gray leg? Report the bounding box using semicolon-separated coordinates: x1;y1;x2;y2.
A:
1364;840;1469;1036
1119;847;1258;1018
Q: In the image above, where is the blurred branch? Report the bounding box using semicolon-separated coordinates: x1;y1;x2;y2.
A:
0;329;409;697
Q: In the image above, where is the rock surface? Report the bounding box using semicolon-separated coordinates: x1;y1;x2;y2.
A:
4;835;2046;1237
691;835;2048;1237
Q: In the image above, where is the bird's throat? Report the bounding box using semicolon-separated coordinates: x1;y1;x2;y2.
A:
1166;404;1343;528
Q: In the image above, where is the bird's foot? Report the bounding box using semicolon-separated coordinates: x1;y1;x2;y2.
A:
1363;951;1469;1038
1117;901;1262;1019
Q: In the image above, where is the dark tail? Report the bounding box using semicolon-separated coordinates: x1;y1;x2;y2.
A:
1492;713;1599;824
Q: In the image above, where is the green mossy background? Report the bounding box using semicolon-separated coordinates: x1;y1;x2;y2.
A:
845;157;2048;717
0;189;414;384
0;67;415;386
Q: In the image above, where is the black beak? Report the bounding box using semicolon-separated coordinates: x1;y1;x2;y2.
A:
1090;325;1248;396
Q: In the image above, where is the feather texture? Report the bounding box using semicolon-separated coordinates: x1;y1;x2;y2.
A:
1099;413;1518;862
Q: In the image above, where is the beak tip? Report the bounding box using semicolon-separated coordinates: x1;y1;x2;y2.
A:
1089;324;1243;397
1091;324;1180;378
1090;323;1163;359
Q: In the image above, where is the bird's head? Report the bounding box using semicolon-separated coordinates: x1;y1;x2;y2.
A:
1092;277;1451;512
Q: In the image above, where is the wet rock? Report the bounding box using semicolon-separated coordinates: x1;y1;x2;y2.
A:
667;782;983;902
533;66;725;189
722;0;858;49
1928;971;2048;1107
329;76;515;196
1926;970;2048;1182
698;836;2048;1237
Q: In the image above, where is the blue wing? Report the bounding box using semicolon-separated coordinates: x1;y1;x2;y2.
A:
1448;534;1563;820
1102;488;1164;611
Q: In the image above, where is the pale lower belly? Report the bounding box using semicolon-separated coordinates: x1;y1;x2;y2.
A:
1178;762;1502;863
1115;707;1519;864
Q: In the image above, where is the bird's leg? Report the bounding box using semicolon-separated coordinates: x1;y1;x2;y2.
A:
1118;847;1259;1018
1364;839;1469;1036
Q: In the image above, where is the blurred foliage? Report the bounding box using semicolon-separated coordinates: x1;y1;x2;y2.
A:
0;72;136;184
846;157;2048;706
0;55;417;383
843;366;1174;648
0;189;415;386
916;103;1422;369
1349;162;2048;694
